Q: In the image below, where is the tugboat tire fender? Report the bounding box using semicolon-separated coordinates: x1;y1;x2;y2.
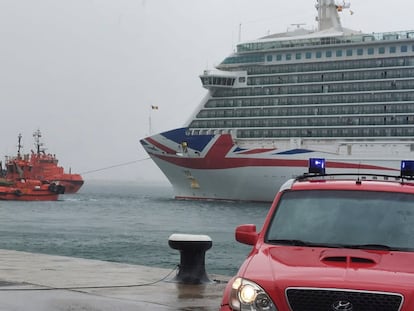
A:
48;183;56;193
56;185;65;194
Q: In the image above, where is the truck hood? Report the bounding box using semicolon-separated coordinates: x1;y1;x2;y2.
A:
241;246;414;291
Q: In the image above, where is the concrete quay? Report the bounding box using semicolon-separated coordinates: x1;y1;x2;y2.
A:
0;249;230;311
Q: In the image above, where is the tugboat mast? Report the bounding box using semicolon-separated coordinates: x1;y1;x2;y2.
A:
33;129;45;155
17;133;23;159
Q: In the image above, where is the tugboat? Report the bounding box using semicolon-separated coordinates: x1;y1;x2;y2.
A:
0;134;65;201
0;177;65;201
5;131;84;193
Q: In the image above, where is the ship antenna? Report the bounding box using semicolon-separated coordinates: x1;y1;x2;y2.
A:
33;129;43;155
315;0;350;31
291;23;306;29
17;133;23;159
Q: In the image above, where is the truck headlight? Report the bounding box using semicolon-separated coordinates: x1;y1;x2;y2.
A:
229;277;277;311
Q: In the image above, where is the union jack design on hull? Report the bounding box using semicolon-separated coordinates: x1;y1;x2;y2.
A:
141;128;400;202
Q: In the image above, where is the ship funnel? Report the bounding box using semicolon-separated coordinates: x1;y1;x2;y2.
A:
315;0;348;31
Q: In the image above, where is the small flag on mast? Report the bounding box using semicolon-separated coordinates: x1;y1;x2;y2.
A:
151;105;159;110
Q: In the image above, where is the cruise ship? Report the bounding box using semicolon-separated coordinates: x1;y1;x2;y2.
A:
140;0;414;202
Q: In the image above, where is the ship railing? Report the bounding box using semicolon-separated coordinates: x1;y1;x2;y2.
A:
236;30;414;53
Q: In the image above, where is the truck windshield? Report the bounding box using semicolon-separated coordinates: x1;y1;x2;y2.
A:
266;190;414;251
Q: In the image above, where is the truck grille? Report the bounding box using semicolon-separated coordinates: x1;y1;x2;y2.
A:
286;288;403;311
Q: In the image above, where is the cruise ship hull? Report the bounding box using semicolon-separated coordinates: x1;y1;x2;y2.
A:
141;128;404;202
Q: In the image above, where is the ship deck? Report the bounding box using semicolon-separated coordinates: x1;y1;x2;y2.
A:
0;249;229;310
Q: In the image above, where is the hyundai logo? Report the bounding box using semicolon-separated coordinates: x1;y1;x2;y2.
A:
332;300;353;311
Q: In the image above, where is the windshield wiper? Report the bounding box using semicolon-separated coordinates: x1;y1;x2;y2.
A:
267;239;344;248
267;239;311;246
267;239;383;249
346;244;394;251
268;240;403;251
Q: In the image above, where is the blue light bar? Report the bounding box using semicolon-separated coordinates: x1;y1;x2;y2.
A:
308;158;326;174
401;160;414;178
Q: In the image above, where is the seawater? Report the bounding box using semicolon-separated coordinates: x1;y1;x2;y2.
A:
0;181;271;276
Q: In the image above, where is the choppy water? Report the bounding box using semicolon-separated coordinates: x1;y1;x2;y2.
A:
0;181;271;276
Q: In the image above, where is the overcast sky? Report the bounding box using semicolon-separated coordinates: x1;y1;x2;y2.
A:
0;0;412;183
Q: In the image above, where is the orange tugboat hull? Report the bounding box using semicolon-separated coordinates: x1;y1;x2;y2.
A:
52;176;84;194
0;179;64;201
0;188;59;201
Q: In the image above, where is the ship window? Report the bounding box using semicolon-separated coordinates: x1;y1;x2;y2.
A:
390;46;397;53
286;54;292;60
295;53;301;60
276;54;282;61
305;52;312;59
326;51;332;57
357;48;363;56
336;50;343;57
363;36;374;42
267;55;273;62
379;47;385;54
316;51;322;58
346;49;353;56
368;48;374;55
401;45;408;53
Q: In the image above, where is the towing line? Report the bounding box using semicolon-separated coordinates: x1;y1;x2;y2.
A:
80;157;150;175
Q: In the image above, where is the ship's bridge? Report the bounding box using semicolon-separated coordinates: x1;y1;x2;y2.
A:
200;70;247;89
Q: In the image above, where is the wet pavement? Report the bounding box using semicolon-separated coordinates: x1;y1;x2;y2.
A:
0;250;230;311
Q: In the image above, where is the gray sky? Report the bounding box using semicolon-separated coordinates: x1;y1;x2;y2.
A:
0;0;412;183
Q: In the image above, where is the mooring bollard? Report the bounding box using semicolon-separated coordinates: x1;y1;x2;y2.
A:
168;233;213;284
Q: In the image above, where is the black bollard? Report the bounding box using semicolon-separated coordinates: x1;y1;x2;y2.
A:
168;233;213;284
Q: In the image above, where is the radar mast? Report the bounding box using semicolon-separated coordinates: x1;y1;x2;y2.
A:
33;129;45;155
316;0;350;31
17;133;23;159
